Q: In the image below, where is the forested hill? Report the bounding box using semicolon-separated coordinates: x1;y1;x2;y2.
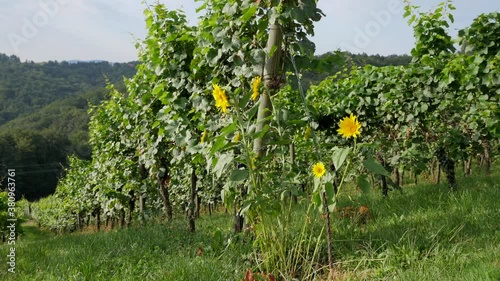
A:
301;52;411;90
0;53;137;200
0;53;137;125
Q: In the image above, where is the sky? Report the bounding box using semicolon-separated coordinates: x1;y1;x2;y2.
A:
0;0;498;62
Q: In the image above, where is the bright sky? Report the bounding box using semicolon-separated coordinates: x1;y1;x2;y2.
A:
0;0;498;62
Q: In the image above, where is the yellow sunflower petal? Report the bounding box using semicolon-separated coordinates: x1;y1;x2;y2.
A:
251;76;261;101
337;114;361;139
212;84;230;113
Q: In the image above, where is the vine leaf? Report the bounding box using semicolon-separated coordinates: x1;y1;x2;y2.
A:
362;158;389;177
229;169;249;182
213;154;234;178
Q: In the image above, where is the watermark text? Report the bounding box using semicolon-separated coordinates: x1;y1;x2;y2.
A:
7;0;71;54
6;169;16;274
340;0;404;53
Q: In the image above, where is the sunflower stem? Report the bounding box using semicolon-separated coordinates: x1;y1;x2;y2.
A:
321;191;334;275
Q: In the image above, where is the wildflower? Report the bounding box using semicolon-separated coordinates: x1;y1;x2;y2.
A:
251;76;262;101
212;84;230;113
312;162;326;178
233;132;240;143
200;130;207;143
304;126;311;140
337;113;361;139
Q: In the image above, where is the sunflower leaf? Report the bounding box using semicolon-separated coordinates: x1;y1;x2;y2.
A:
332;147;351;170
357;174;371;193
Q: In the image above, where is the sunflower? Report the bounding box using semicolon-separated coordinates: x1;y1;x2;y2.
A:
312;162;326;178
337;113;361;138
212;84;230;113
251;76;262;101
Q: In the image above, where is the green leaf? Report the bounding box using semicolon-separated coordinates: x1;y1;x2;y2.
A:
229;169;249;182
152;82;164;96
357;174;371;193
252;124;270;139
210;136;227;156
246;104;259;119
269;45;278;58
363;158;390;177
240;201;252;214
238;89;252;108
220;122;238;136
325;182;336;212
325;182;335;198
332;147;351;170
213;154;234;178
195;2;207;13
313;177;320;192
141;92;152;104
312;192;321;210
241;5;258;22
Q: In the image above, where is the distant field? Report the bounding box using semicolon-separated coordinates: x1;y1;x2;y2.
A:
0;169;499;281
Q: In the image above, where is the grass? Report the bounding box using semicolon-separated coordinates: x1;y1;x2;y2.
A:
19;220;54;241
330;174;500;280
0;167;498;280
0;214;252;281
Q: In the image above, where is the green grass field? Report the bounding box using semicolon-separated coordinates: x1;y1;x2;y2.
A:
1;168;499;280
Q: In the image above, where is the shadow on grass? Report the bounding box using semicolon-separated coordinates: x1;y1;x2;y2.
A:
19;220;55;241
